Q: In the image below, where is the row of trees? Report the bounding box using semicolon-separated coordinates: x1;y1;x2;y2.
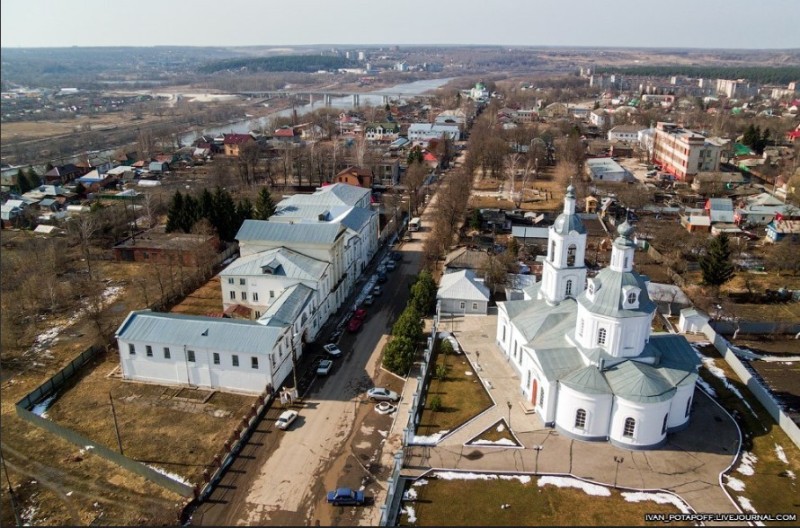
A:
382;271;437;375
165;186;275;241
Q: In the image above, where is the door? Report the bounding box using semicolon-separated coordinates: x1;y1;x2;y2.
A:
531;379;538;406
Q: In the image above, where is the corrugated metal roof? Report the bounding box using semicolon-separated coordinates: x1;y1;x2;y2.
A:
338;207;376;233
503;298;576;344
278;183;370;209
221;247;328;281
236;219;345;246
577;268;656;319
511;226;549;239
535;347;585;381
437;270;490;302
560;365;613;395
115;310;282;355
603;360;676;403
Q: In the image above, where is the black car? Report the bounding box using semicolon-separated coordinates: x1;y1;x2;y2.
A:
377;272;387;283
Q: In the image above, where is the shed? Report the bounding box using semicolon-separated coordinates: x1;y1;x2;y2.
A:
149;161;169;174
437;269;490;315
678;308;709;334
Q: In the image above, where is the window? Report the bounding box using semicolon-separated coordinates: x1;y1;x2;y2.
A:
661;414;669;434
241;291;247;301
253;292;259;302
228;278;234;284
565;280;573;297
623;257;629;269
575;409;587;430
502;325;506;342
255;311;261;318
128;344;135;355
685;397;692;418
539;387;545;407
597;328;607;346
187;350;196;362
239;278;246;285
146;345;153;357
460;301;466;309
578;319;585;337
232;355;239;367
567;244;577;267
472;302;478;310
163;347;171;359
623;417;636;438
213;352;220;365
230;291;236;300
627;292;637;305
550;241;556;262
251;357;259;369
270;290;275;298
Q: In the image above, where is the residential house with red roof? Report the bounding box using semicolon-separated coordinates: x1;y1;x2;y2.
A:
335;166;373;189
223;133;255;157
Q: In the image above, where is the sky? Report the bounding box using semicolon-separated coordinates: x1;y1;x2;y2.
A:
2;0;799;49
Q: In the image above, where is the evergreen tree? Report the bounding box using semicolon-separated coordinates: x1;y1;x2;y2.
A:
407;146;424;165
254;187;276;220
199;188;215;221
181;195;200;232
381;336;415;375
700;233;735;287
409;271;437;315
14;170;30;193
165;190;184;232
25;168;40;188
212;187;238;241
392;306;423;342
236;198;254;228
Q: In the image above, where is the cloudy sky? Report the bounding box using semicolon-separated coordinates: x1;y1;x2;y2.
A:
2;0;799;49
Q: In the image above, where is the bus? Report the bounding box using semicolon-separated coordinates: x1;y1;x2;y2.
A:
408;217;422;232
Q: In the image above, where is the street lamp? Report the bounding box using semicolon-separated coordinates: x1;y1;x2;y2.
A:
532;445;543;474
613;456;624;488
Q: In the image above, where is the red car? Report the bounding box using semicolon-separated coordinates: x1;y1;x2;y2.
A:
353;308;367;320
347;317;363;332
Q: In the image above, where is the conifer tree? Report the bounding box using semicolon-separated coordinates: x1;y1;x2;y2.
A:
700;233;735;288
254;187;276;220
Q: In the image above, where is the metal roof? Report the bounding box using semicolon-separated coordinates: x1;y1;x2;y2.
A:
437;270;490;302
221;247;328;281
502;297;576;344
511;226;549;239
236;220;345;246
603;360;676;403
560;365;613;395
577;267;656;319
278;183;370;209
535;347;585;382
115;310;282;355
258;283;315;327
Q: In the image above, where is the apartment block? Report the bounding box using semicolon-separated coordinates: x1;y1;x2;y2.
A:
652;122;722;181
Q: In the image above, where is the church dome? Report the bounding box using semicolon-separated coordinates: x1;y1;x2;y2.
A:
553;212;586;235
617;221;634;238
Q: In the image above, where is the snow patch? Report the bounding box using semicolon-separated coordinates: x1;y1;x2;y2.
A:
786;470;796;480
537;476;610;497
737;496;757;514
696;378;717;397
471;438;518;447
403;505;417;523
736;451;757;476
146;465;190;485
434;471;531;484
403;487;418;501
413;479;428;487
621;492;692;514
725;476;746;491
696;352;758;417
31;394;57;418
378;430;388;438
775;444;788;464
412;431;448;445
496;423;506;432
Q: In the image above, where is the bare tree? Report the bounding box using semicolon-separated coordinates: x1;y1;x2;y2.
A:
69;214;98;279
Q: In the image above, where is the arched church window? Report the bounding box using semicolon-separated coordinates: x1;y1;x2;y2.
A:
623;417;636;438
567;244;577;266
550;241;556;262
565;280;573;297
597;328;607;346
574;409;587;430
685;397;692;417
661;414;669;435
624;256;629;269
627;292;637;305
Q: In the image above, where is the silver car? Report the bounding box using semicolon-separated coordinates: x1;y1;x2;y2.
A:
367;387;399;402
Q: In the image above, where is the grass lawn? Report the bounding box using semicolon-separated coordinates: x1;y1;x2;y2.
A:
416;350;493;437
466;419;519;446
694;345;800;519
400;475;690;526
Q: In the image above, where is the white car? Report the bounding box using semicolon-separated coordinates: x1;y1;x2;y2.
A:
367;387;399;402
276;410;298;430
317;359;333;376
323;343;343;357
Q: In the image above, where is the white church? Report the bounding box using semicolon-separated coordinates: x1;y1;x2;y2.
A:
496;186;700;449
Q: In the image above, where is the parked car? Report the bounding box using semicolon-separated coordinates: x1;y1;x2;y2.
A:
323;343;343;357
367;387;399;402
353;308;367;320
347;317;363;332
377;265;387;274
317;359;333;376
276;410;298;430
363;294;375;306
327;487;366;506
386;260;397;272
372;285;383;296
391;251;402;261
377;272;387;284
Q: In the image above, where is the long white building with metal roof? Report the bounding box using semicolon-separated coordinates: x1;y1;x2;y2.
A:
496;186;699;449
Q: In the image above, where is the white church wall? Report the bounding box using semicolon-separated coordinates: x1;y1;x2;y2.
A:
667;382;696;430
556;384;613;439
609;397;672;449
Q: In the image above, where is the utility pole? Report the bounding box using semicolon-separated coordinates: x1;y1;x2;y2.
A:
109;392;124;455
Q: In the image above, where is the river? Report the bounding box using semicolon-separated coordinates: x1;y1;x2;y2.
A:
179;77;454;144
